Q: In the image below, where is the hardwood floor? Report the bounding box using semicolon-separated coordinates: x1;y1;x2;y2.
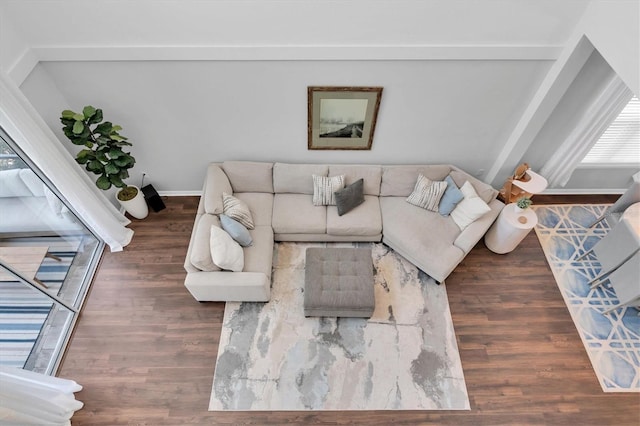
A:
58;195;640;425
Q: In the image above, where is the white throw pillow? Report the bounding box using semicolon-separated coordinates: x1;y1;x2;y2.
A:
450;181;491;230
312;174;344;206
210;225;244;272
222;192;254;229
406;174;448;212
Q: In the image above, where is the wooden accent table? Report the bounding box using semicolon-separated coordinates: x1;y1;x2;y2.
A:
0;246;52;288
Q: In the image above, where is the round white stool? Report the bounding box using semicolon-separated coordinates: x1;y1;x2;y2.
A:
484;203;538;254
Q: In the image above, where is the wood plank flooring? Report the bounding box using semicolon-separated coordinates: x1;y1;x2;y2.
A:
58;195;640;425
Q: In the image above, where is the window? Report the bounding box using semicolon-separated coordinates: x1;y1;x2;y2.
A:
581;95;640;164
0;129;104;375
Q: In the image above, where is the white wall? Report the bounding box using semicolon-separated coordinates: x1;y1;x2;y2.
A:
21;59;550;192
485;0;639;190
581;0;640;96
2;0;587;48
523;50;614;168
522;50;638;190
5;0;637;194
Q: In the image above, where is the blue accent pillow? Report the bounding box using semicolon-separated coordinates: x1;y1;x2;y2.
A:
220;214;253;247
438;175;464;216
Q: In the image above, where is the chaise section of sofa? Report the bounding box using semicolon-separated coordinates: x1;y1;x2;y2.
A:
379;165;502;283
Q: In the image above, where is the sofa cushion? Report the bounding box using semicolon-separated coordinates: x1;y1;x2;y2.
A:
450;181;492;230
220;214;253;247
406;174;447;212
327;195;381;236
233;192;273;226
190;214;221;272
329;165;382;196
243;226;274;277
203;164;233;215
210;225;244;272
439;175;464;216
273;163;328;194
19;169;46;197
380;165;452;196
222;161;274;193
0;169;33;197
449;169;497;204
334;178;365;216
223;192;255;229
312;174;344;206
272;193;326;234
380;196;464;281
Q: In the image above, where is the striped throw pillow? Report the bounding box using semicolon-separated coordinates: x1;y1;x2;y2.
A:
312;175;345;206
222;192;255;229
406;174;448;212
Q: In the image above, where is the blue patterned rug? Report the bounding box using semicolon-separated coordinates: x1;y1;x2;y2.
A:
0;238;78;368
533;205;639;392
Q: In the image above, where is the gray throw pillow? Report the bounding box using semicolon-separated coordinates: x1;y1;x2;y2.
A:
334;178;365;216
438;175;465;216
220;214;253;247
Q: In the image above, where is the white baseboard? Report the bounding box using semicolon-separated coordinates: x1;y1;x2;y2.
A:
541;188;624;195
157;190;202;197
156;189;622;197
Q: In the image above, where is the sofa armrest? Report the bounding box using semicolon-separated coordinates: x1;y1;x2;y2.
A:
454;198;504;253
184;271;270;302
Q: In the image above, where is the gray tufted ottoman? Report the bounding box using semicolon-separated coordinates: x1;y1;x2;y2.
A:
304;247;375;318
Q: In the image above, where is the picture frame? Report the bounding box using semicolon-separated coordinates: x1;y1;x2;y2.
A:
308;86;383;150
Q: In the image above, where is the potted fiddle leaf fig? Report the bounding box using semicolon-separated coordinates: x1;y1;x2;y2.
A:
60;106;148;219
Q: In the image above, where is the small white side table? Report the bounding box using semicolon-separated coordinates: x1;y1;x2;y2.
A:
485;204;538;254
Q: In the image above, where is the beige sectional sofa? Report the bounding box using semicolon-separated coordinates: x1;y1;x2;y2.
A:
184;161;503;302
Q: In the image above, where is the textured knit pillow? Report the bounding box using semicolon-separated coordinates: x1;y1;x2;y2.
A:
312;174;344;206
450;181;491;230
438;175;465;216
406;174;447;212
222;192;255;229
210;225;244;272
334;178;365;216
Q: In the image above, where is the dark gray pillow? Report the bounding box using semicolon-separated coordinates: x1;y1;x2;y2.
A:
334;179;365;216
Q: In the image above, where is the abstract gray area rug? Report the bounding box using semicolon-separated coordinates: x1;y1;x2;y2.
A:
209;242;470;411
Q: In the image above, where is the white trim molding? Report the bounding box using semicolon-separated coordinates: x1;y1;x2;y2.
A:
8;48;38;87
31;45;563;62
9;44;561;86
157;190;202;197
541;188;625;195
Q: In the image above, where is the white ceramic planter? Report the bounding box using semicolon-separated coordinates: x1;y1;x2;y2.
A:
117;185;148;219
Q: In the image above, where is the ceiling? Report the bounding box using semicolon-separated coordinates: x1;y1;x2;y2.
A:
1;0;591;49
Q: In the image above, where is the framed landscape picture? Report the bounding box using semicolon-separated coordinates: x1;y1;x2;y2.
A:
308;86;383;150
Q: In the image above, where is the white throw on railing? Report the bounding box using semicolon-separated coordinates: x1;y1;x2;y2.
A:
0;366;83;425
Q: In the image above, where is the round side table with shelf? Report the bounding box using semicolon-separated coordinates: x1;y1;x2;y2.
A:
484;203;538;254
